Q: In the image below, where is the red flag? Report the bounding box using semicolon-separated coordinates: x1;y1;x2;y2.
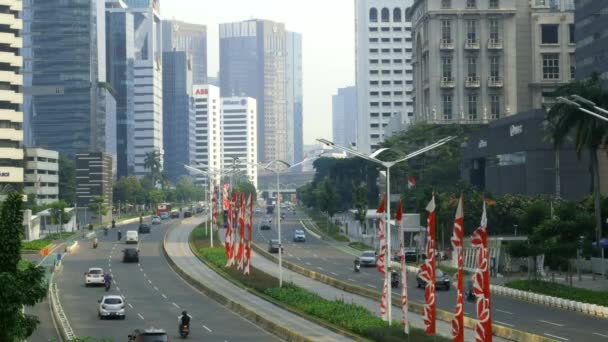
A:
224;197;233;266
396;200;409;334
376;194;387;274
408;176;416;189
472;201;492;342
245;194;253;275
421;195;436;335
238;194;246;270
230;192;238;266
451;195;465;342
223;183;230;210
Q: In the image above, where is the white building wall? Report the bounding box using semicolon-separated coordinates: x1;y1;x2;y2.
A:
220;97;258;189
192;85;221;185
24;148;59;204
356;0;414;154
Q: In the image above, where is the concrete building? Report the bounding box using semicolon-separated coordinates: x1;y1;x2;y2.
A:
219;19;288;163
163;51;196;182
75;152;113;223
355;0;415;154
221;97;258;188
162;19;207;84
106;0;135;177
408;0;575;124
24;148;59;204
124;0;164;177
286;32;304;164
192;85;221;185
575;0;608;82
24;0;116;157
332;86;358;148
0;0;24;191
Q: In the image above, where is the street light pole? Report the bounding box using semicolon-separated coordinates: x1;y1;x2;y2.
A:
276;169;283;287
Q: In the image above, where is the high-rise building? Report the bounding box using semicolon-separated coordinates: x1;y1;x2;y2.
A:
192;85;221;185
355;0;414;154
220;19;288;163
286;32;304;164
24;0;116;157
75;152;113;223
24;148;59;204
162;19;207;84
332;87;358;148
124;0;163;177
575;0;608;82
221;97;258;188
0;0;23;191
408;0;575;125
163;51;196;182
106;1;136;177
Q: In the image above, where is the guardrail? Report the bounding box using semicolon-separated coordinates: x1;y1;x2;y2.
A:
49;279;76;341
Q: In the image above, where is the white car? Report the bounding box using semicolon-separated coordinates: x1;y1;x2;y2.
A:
98;295;126;320
125;230;138;244
151;216;161;225
84;267;105;287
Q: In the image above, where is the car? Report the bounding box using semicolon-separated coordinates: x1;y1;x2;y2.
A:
138;224;151;234
357;250;377;267
151;216;161;225
170;211;180;219
255;207;261;213
98;295;125;320
128;328;168;342
293;229;306;242
416;269;451;291
125;230;139;244
183;211;192;218
260;217;272;230
268;239;284;254
195;207;203;214
84;267;105;287
159;212;170;220
123;248;139;263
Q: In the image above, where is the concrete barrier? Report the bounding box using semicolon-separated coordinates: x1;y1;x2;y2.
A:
49;277;76;342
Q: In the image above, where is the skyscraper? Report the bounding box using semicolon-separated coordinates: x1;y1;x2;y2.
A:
124;0;163;177
162;19;207;84
355;0;414;154
106;1;136;177
24;0;116;158
286;31;304;164
0;0;23;191
332;87;357;148
220;19;288;163
163;51;196;182
575;0;608;82
192;85;221;185
221;97;258;188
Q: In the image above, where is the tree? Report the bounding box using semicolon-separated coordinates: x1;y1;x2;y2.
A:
233;181;257;200
58;154;75;205
548;74;608;265
148;190;165;208
88;196;108;225
0;192;47;341
353;185;368;234
317;177;338;219
143;150;162;187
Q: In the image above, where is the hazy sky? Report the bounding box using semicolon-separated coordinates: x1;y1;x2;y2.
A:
162;0;355;145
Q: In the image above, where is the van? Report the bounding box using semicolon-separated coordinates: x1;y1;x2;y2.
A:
125;230;138;244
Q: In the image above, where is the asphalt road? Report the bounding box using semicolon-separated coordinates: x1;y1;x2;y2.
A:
53;217;279;342
253;210;608;342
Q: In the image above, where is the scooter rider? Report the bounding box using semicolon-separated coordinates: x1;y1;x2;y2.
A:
93;237;98;248
178;310;192;335
353;258;361;272
104;272;113;290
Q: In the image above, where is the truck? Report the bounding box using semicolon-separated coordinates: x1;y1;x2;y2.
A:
156;203;172;216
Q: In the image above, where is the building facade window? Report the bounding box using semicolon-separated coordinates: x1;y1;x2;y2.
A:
442;56;452;80
381;8;389;22
489;0;499;8
569;53;576;80
569;24;575;44
393;8;401;22
441;20;452;42
489;20;500;41
541;24;559;44
542;53;560;79
369;8;378;22
466;20;477;42
443;95;453;120
490;56;500;78
468;57;477;77
441;0;451;9
490;95;500;119
468;95;478;119
467;0;477;9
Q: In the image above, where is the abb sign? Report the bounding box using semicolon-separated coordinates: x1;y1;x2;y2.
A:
194;88;208;96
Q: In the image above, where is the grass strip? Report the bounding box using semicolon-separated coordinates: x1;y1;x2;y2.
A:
22;232;76;251
349;242;374;251
505;279;608;307
302;207;349;242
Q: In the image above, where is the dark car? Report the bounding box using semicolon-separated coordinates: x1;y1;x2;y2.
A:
260;217;272;230
416;269;451;290
392;250;423;263
195;207;203;214
123;248;139;263
138;224;151;234
268;239;284;254
128;328;168;342
170;211;180;219
183;211;192;218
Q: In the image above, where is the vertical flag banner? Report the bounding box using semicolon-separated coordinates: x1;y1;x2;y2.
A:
376;194;387;274
421;195;437;335
230;192;238;266
380;276;389;321
407;176;416;189
222;183;230;210
472;201;492;342
237;193;246;270
396;200;409;334
212;185;218;230
451;195;465;342
244;194;253;275
224;194;233;267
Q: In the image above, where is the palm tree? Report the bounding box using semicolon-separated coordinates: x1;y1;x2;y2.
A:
547;74;608;273
143;150;162;186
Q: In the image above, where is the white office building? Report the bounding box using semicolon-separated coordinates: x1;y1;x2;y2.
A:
221;97;258;189
24;148;59;204
192;85;221;185
355;0;414;154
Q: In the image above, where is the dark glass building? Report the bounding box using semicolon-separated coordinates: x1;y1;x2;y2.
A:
575;0;608;82
286;31;303;165
162;20;208;84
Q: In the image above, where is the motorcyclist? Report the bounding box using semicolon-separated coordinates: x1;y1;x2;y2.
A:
104;273;113;289
93;237;98;248
178;310;192;327
466;279;475;301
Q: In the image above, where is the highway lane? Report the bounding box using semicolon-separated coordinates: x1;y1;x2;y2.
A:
56;217;279;341
253;210;608;342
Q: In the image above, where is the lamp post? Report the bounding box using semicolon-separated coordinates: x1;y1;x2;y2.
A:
317;136;456;324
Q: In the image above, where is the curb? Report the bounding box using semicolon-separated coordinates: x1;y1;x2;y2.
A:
161;227;316;342
251;243;555;342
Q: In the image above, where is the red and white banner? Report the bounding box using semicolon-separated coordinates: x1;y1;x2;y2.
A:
395;200;409;334
380;276;389;321
420;195;436;335
237;193;246;270
222;183;230;210
244;194;253;275
472;201;492;342
230;192;238;266
407;176;416;189
451;195;465;342
376;194;387;274
224;194;233;267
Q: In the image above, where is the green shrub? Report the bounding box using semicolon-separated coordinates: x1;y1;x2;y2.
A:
505;280;608;306
22;239;52;251
349;242;374;251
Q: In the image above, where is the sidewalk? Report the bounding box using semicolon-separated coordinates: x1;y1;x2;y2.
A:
164;221;353;342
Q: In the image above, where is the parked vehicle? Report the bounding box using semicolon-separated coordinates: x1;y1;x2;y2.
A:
416;269;451;291
98;295;125;320
84;267;105;287
123;248;139;263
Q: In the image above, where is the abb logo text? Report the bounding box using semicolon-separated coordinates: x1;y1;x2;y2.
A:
195;88;208;96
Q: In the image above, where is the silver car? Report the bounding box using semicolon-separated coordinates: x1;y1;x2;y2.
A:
98;295;126;320
357;250;377;267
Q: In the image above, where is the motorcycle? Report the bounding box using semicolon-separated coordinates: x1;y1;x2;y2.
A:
93;241;98;249
466;289;476;302
105;281;111;292
354;259;361;273
179;323;190;338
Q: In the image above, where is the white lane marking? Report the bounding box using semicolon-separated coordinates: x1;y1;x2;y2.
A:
140;268;143;272
544;333;568;341
330;272;339;276
288;253;294;257
116;287;120;292
128;303;133;309
593;333;608;338
305;262;312;266
540;320;565;327
109;268;112;273
138;313;145;320
143;273;147;277
296;257;302;261
148;279;152;284
162;294;167;299
172;302;180;309
203;325;212;333
313;254;318;258
495;320;514;327
496;309;513;315
348;278;356;282
317;267;324;271
154;286;159;291
138;264;141;267
367;284;376;289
